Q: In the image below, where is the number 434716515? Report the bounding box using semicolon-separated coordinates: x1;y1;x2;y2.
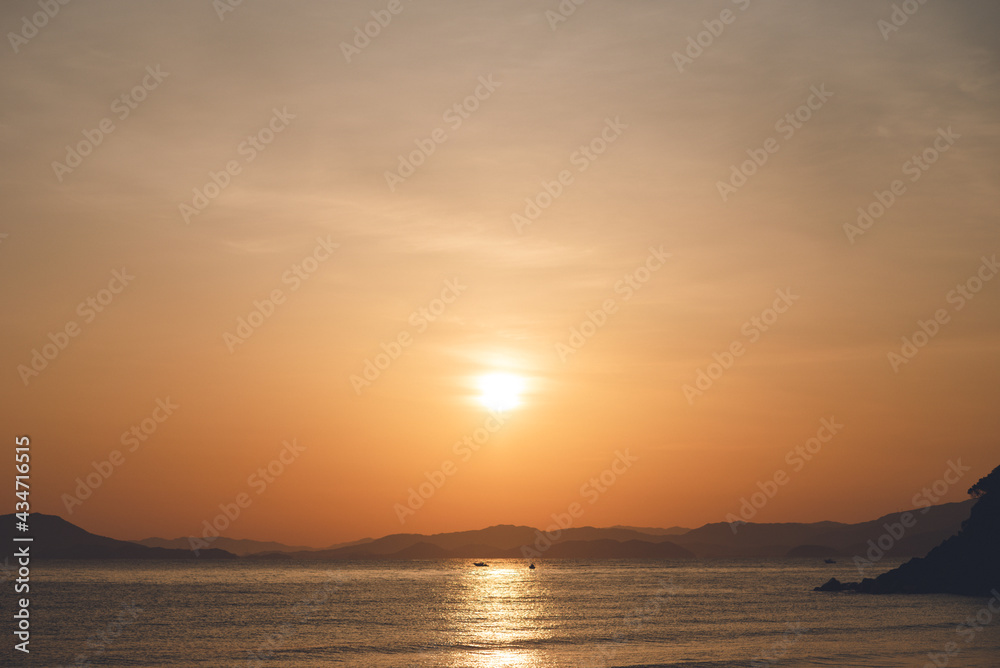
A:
15;435;30;519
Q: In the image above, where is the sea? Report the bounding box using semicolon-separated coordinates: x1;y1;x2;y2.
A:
18;559;1000;667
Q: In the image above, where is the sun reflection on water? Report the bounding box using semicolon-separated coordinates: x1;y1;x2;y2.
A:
446;562;554;668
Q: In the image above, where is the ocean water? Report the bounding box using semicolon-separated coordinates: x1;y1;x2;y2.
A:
19;559;1000;667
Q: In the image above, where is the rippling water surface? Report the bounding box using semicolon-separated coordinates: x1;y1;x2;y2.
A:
23;559;1000;667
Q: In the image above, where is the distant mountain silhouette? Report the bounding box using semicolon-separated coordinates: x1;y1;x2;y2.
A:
388;541;452;559
608;525;691;536
1;498;976;563
671;501;973;558
673;520;845;557
817;464;1000;596
135;536;350;556
0;513;236;560
277;525;694;560
542;539;693;559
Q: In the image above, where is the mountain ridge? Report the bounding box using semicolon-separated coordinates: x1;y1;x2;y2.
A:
1;500;974;562
0;513;236;560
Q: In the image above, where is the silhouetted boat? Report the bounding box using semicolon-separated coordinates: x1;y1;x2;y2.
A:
473;562;488;567
529;563;536;570
824;559;837;564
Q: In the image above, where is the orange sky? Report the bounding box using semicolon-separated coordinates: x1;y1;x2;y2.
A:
1;0;998;547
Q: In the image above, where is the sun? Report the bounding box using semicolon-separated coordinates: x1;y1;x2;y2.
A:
477;373;525;412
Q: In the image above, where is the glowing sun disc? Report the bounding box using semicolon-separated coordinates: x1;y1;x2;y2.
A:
477;373;524;412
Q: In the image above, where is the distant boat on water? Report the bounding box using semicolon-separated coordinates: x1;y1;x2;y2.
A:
529;563;536;570
824;559;837;564
473;562;488;567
